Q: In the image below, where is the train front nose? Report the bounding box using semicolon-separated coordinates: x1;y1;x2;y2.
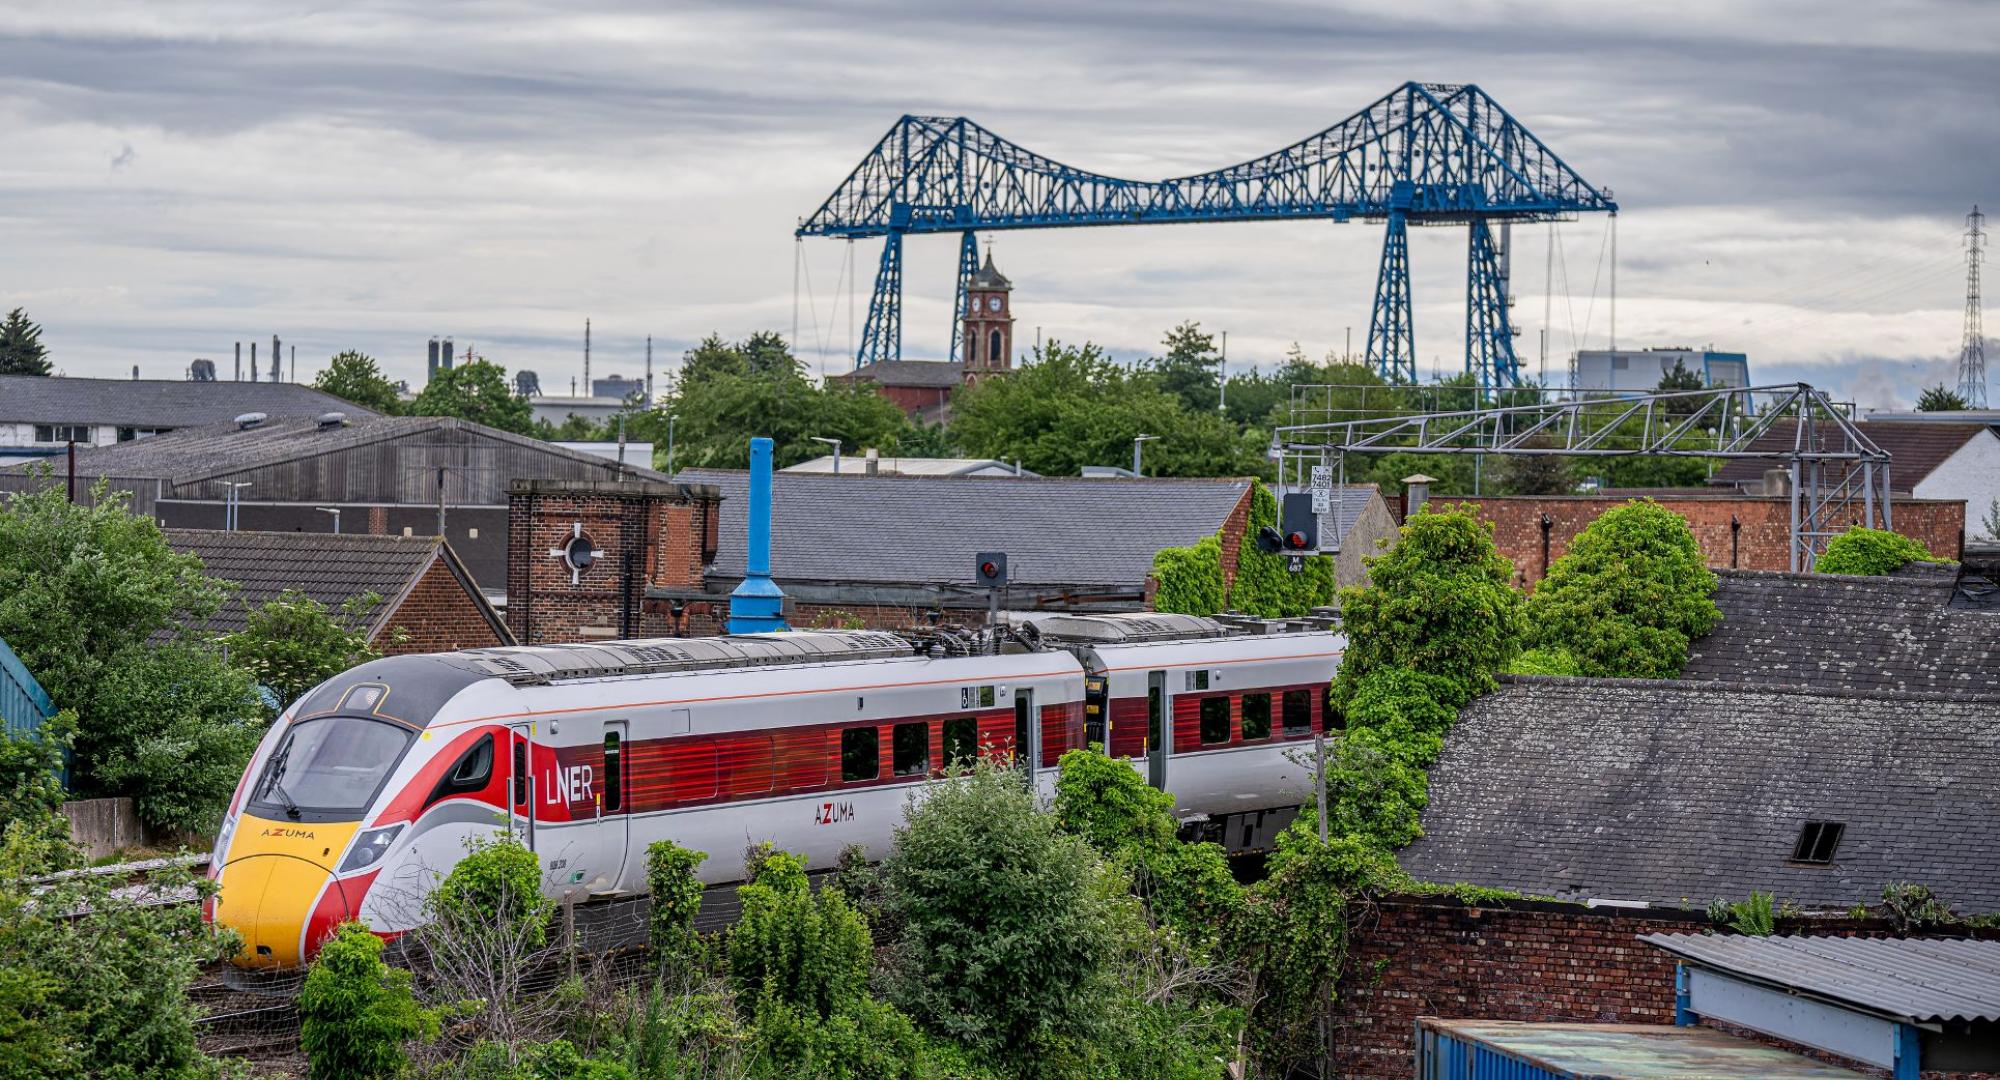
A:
212;815;360;969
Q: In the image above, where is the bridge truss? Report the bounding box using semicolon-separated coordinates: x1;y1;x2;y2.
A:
798;82;1616;391
1269;384;1893;571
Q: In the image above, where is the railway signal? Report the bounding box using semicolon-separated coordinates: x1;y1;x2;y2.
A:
1280;493;1317;572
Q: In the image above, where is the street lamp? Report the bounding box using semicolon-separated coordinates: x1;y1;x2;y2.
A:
315;507;341;534
1132;434;1160;478
811;436;843;474
224;482;252;531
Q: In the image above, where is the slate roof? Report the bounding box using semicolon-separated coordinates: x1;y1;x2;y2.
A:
829;360;966;389
0;374;379;427
676;469;1254;588
1397;678;2000;911
4;413;670;486
968;253;1012;290
1711;420;1990;491
1683;568;2000;694
165;529;510;642
1642;935;2000;1025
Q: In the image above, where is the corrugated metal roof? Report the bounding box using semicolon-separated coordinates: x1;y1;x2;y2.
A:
1420;1020;1874;1079
0;637;55;738
0;374;379;427
1641;934;2000;1024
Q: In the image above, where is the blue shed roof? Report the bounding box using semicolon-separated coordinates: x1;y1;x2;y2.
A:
0;637;55;738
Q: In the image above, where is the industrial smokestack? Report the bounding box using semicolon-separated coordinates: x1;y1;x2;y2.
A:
442;338;454;369
584;318;591;399
250;341;258;382
235;341;241;381
270;335;281;382
428;338;439;381
132;365;139;380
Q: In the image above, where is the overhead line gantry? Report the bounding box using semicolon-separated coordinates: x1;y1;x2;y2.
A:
798;81;1616;392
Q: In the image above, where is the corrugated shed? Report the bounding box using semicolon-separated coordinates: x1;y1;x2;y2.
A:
0;637;55;737
0;374;380;427
1642;934;2000;1024
1418;1019;1874;1079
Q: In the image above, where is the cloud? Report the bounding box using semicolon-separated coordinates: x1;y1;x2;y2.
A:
0;0;1990;409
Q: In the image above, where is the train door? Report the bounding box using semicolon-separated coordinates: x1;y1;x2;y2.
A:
1147;671;1169;790
600;720;630;892
508;723;535;851
1013;688;1039;782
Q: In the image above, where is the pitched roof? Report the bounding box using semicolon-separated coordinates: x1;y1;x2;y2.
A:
676;469;1253;588
0;374;379;427
782;455;1039;477
829;360;965;389
1711;420;1990;490
968;253;1011;290
165;529;509;642
1683;568;2000;694
1642;934;2000;1025
1398;678;2000;911
5;413;669;486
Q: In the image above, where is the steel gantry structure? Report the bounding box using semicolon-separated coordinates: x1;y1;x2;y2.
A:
798;82;1616;391
1270;384;1894;571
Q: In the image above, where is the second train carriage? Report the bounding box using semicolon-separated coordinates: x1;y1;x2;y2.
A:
207;614;1343;969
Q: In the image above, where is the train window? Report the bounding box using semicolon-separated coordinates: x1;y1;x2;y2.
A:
424;733;494;807
943;717;978;770
1199;697;1231;745
1323;689;1346;733
892;722;929;777
512;737;528;806
841;727;879;782
1283;690;1313;736
1241;693;1272;741
603;732;622;812
1146;683;1162;754
728;736;775;796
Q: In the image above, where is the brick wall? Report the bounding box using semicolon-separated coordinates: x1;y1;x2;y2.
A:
1333;896;1995;1080
373;554;509;654
507;479;721;645
1449;496;1966;588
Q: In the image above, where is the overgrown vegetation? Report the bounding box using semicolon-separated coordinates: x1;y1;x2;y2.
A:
1150;481;1335;619
1522;500;1720;679
1814;526;1950;576
299;920;435;1078
220;589;385;708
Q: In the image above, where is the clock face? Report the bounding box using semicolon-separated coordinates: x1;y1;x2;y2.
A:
987;296;1003;312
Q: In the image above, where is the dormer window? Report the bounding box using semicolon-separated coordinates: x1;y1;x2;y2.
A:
1790;821;1844;865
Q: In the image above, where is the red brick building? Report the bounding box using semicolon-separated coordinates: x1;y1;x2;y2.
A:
504;478;721;645
1442;494;1964;587
168;529;512;654
828;254;1017;422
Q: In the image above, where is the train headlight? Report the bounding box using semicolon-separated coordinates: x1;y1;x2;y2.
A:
211;813;237;863
338;824;406;874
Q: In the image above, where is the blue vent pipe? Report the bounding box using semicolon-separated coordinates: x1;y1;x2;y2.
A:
727;437;788;633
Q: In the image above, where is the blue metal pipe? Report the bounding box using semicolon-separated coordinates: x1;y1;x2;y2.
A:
727;437;788;633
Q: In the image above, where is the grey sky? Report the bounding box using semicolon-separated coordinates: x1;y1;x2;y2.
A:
2;0;1994;408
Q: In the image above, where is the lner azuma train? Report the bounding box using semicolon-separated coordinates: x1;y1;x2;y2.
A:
208;612;1344;970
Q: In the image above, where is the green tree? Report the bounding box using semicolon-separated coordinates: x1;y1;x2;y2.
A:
728;850;872;1017
409;358;534;434
299;921;435;1080
221;590;383;708
1814;527;1949;576
0;308;51;376
1917;384;1969;411
1146;322;1222;414
880;762;1124;1070
1333;504;1524;706
1655;357;1706;417
951;340;1265;477
0;481;263;830
1523;500;1720;679
312;350;402;414
1497;437;1576;495
532;412;614;441
645;334;915;470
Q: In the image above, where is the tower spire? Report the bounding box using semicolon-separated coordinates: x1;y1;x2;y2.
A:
1961;205;1988;409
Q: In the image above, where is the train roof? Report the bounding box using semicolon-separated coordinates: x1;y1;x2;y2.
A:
428;630;918;686
1027;612;1229;644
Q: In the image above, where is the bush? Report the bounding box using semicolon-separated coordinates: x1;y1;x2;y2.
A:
644;840;707;973
1149;535;1226;616
1522;500;1719;679
300;920;434;1079
1506;647;1584;676
881;762;1125;1071
1815;527;1949;576
417;837;562;1051
0;712;71;832
1333;504;1523;706
747;996;923;1080
727;849;872;1018
76;642;264;832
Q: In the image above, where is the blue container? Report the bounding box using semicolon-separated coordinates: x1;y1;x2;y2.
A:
1416;1018;1872;1080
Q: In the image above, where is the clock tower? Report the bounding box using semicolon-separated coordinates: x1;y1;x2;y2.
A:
961;253;1014;386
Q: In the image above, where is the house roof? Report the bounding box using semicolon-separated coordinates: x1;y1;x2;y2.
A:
0;374;380;427
4;413;670;487
165;529;511;643
676;469;1253;589
782;455;1039;477
1711;420;1991;491
968;253;1012;290
1683;568;2000;694
1641;934;2000;1025
1397;677;2000;911
829;360;966;389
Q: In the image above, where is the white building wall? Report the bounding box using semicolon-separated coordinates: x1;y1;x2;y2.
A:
0;422;119;449
1911;429;2000;543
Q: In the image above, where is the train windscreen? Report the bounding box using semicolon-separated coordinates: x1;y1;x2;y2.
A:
246;716;415;822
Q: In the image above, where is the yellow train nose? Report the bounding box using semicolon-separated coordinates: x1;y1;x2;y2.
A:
212;816;359;969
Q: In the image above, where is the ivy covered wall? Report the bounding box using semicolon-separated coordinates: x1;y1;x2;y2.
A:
1148;481;1337;618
